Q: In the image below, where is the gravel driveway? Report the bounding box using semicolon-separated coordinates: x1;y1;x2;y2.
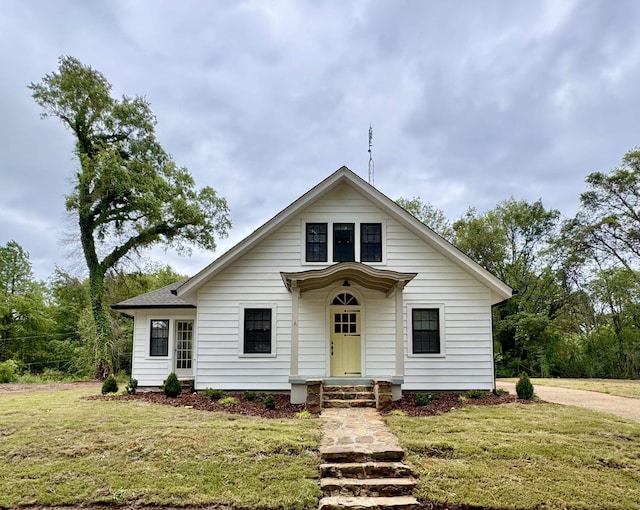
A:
496;381;640;422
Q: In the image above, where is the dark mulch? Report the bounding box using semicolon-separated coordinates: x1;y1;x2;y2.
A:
381;391;540;417
87;391;306;419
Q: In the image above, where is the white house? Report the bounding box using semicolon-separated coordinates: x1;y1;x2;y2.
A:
113;167;512;404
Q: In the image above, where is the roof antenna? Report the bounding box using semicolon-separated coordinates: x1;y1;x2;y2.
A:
368;124;375;186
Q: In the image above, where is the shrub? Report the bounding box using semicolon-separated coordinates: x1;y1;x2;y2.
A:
0;359;19;383
126;379;138;395
101;376;119;395
388;409;406;416
264;395;276;410
163;372;182;398
243;391;263;402
203;388;227;401
296;410;312;419
516;372;534;399
465;389;489;399
219;396;239;406
494;388;509;396
415;392;438;406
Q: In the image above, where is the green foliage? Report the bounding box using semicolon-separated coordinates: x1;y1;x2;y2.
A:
494;388;509;396
125;378;138;395
415;392;439;406
101;376;119;394
396;197;453;240
243;390;263;402
516;373;535;399
0;359;19;383
465;389;489;399
296;410;312;419
203;388;227;400
162;373;182;398
388;409;407;416
263;395;276;410
219;396;239;406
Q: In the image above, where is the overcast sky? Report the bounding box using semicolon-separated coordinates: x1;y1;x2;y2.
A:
1;0;638;281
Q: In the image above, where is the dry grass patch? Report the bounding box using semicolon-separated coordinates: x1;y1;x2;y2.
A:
499;377;640;399
387;403;640;510
0;388;320;509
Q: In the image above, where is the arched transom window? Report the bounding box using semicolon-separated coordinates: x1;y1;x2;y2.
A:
332;293;359;306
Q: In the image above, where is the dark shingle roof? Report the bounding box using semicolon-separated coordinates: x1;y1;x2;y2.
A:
111;279;196;310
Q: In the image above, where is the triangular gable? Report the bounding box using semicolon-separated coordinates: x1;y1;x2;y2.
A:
177;166;512;304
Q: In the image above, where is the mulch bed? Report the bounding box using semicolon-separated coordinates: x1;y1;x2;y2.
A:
89;389;539;419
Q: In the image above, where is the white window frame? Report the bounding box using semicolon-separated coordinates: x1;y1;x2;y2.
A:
148;318;171;358
301;219;387;266
238;303;277;358
406;303;446;357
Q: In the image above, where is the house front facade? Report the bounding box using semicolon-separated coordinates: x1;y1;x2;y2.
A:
114;167;512;403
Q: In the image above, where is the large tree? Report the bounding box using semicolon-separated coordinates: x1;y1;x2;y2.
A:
30;56;231;378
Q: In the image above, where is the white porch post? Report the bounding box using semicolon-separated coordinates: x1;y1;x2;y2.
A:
290;280;300;377
394;281;405;378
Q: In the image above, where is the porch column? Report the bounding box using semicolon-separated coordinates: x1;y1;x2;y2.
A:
394;281;405;378
290;280;300;377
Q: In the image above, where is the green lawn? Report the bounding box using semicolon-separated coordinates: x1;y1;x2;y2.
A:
387;403;640;510
0;388;321;509
499;377;640;398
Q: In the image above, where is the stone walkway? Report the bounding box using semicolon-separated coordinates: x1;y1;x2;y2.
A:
318;408;418;510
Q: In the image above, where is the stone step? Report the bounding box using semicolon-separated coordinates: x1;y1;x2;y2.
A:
323;391;375;401
320;462;414;479
320;446;405;464
323;399;377;409
323;385;373;393
321;478;416;498
318;495;419;510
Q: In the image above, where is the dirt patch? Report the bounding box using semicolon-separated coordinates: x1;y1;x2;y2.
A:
0;381;101;395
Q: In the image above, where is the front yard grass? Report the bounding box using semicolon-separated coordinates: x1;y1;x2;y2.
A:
499;377;640;398
0;388;321;509
387;403;640;510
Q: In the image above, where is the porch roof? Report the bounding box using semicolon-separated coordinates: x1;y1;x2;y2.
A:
281;262;417;296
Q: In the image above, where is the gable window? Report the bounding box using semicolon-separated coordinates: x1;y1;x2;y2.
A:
244;308;272;354
411;308;441;354
150;319;169;357
361;223;382;262
333;223;355;262
306;223;327;262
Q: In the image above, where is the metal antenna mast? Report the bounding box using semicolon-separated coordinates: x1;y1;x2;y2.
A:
368;124;375;186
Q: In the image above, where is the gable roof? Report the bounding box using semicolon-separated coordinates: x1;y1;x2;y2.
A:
112;279;195;310
176;166;512;305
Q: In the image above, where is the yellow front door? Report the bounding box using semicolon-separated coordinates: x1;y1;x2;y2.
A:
330;309;361;377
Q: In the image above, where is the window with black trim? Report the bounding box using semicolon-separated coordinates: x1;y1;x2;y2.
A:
333;223;355;262
361;223;382;262
150;319;169;357
306;223;327;262
244;308;272;354
412;309;440;354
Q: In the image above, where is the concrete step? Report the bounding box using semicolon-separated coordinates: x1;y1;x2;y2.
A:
321;477;416;497
323;385;373;393
320;462;414;479
323;399;377;409
318;495;419;510
323;391;375;401
320;446;405;464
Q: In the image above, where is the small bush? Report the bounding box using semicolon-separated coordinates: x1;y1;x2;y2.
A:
126;379;138;395
264;395;276;410
101;376;119;395
415;392;438;406
296;410;312;419
203;388;227;401
465;389;489;399
388;409;406;416
243;391;263;402
0;359;19;383
494;388;509;396
219;396;239;406
163;372;182;398
516;372;534;399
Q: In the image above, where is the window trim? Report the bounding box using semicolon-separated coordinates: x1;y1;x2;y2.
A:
407;304;446;357
238;304;277;358
149;319;170;358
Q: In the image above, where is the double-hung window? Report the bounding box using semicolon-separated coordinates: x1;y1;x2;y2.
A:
306;223;327;262
333;223;355;262
360;223;382;262
411;308;441;354
244;308;272;354
150;319;169;357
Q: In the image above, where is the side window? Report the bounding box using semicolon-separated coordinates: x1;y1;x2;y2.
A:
244;308;272;354
333;223;355;262
411;309;440;354
306;223;327;262
361;223;382;262
150;319;169;357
